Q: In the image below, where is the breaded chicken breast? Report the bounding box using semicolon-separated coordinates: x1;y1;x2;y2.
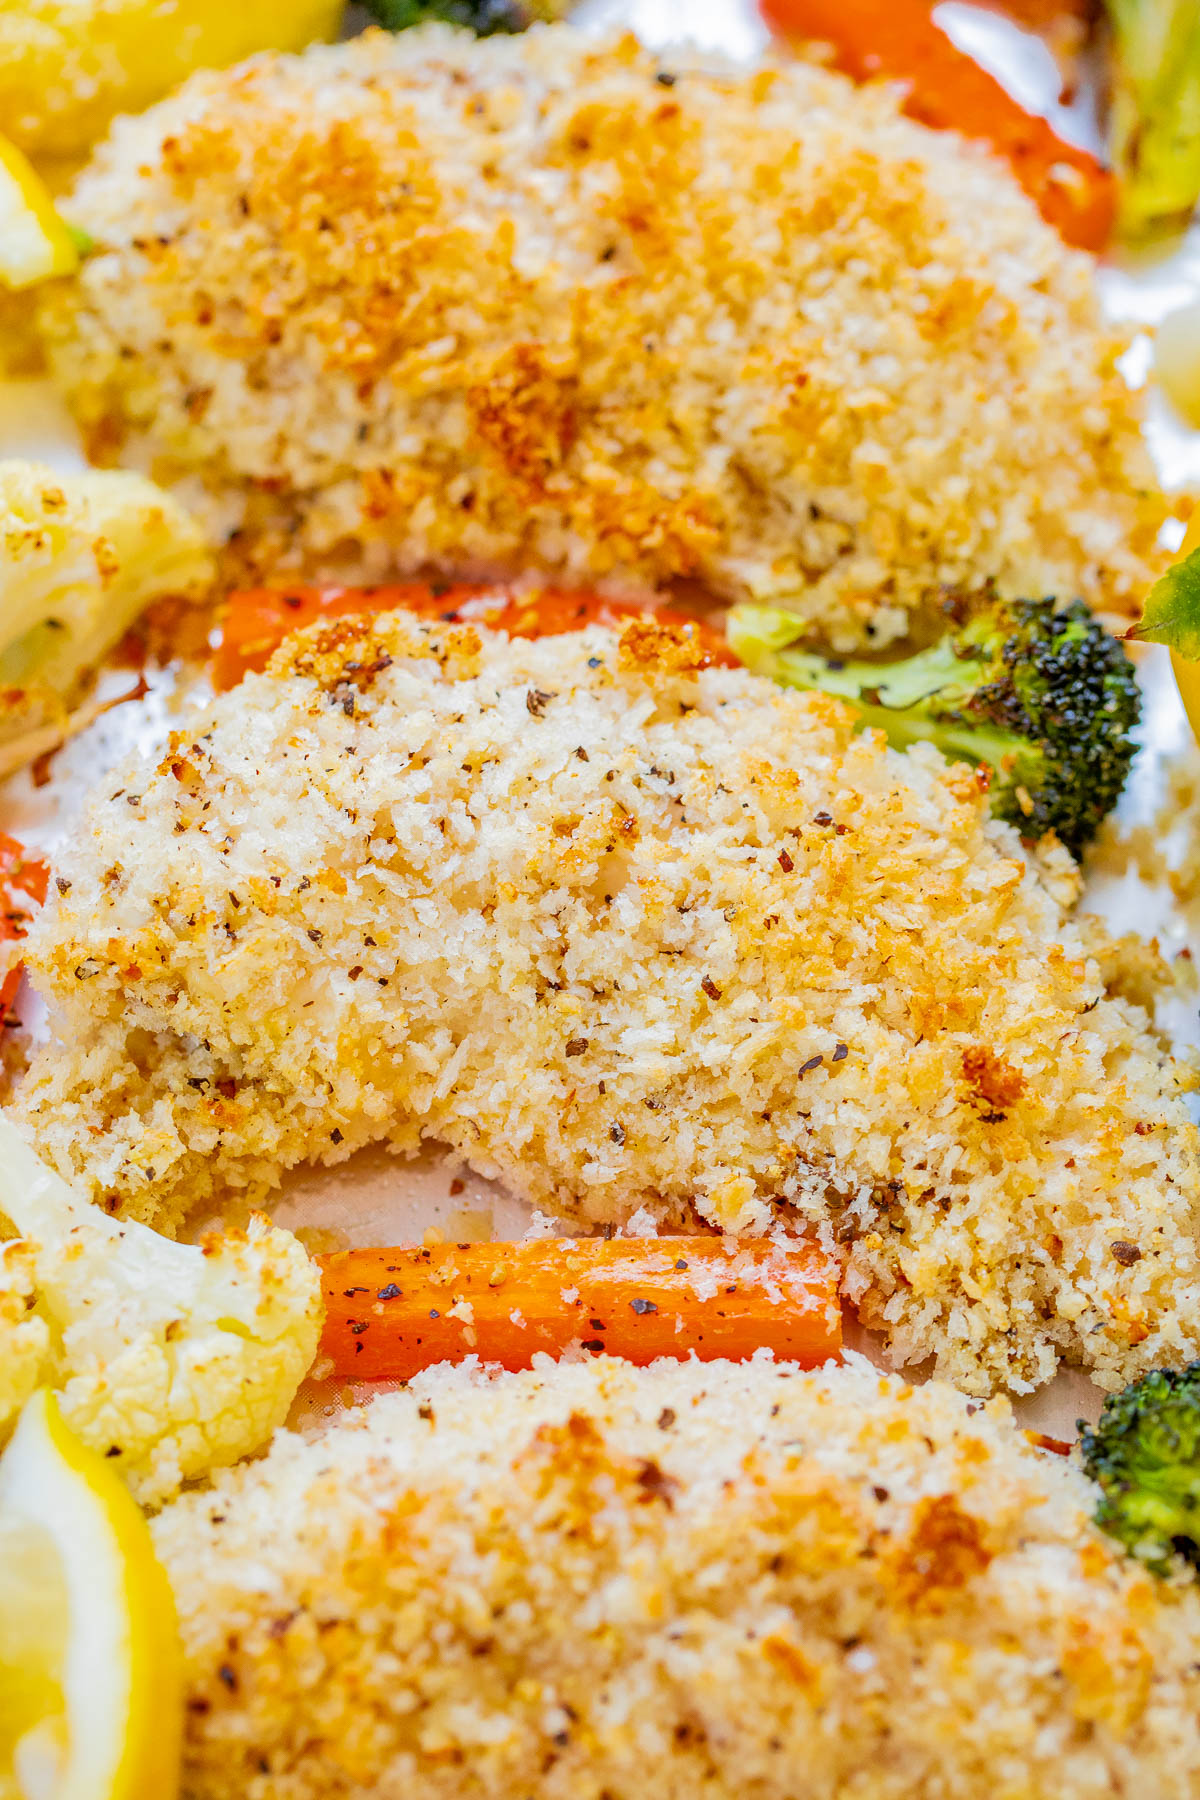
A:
16;612;1200;1394
39;26;1164;646
154;1354;1200;1800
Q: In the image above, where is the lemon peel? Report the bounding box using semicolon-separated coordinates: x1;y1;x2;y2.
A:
0;133;78;289
0;1388;181;1800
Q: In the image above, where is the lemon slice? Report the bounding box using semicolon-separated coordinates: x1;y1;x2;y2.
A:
0;135;79;290
1169;510;1200;746
0;1390;181;1800
1;1;347;163
1171;646;1200;745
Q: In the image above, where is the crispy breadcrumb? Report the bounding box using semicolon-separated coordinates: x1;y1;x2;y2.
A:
15;612;1200;1395
153;1353;1200;1800
38;25;1166;644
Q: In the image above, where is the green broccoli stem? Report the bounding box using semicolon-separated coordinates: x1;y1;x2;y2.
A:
1104;0;1200;240
727;605;1037;791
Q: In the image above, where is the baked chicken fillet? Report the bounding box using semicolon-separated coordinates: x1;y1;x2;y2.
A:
154;1354;1200;1800
39;25;1165;644
16;612;1200;1395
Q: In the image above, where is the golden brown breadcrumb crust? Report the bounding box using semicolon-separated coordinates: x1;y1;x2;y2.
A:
16;613;1200;1395
39;25;1166;643
153;1355;1200;1800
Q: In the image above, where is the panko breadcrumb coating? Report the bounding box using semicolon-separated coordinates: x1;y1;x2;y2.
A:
154;1353;1200;1800
39;25;1165;645
16;612;1200;1395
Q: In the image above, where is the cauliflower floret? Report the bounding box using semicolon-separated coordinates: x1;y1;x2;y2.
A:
0;1115;322;1506
0;457;213;773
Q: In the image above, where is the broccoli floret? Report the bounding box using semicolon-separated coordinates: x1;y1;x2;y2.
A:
360;0;561;32
1103;1;1200;241
1079;1364;1200;1574
725;597;1141;856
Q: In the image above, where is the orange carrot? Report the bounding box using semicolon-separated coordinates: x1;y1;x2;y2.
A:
760;0;1115;252
212;581;487;687
0;832;48;1029
212;583;738;690
318;1236;841;1381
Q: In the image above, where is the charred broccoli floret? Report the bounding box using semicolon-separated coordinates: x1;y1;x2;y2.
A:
726;597;1141;856
361;0;564;33
1079;1364;1200;1575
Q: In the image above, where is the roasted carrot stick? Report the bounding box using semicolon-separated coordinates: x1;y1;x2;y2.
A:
212;583;738;690
0;832;48;1028
318;1236;841;1381
760;0;1115;252
212;581;486;686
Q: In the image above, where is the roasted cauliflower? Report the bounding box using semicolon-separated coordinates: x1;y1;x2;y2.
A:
0;457;213;774
0;1116;321;1507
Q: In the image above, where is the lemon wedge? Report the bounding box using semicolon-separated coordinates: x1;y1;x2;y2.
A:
0;1390;181;1800
1;2;346;163
1168;510;1200;745
0;135;79;290
1171;646;1200;745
